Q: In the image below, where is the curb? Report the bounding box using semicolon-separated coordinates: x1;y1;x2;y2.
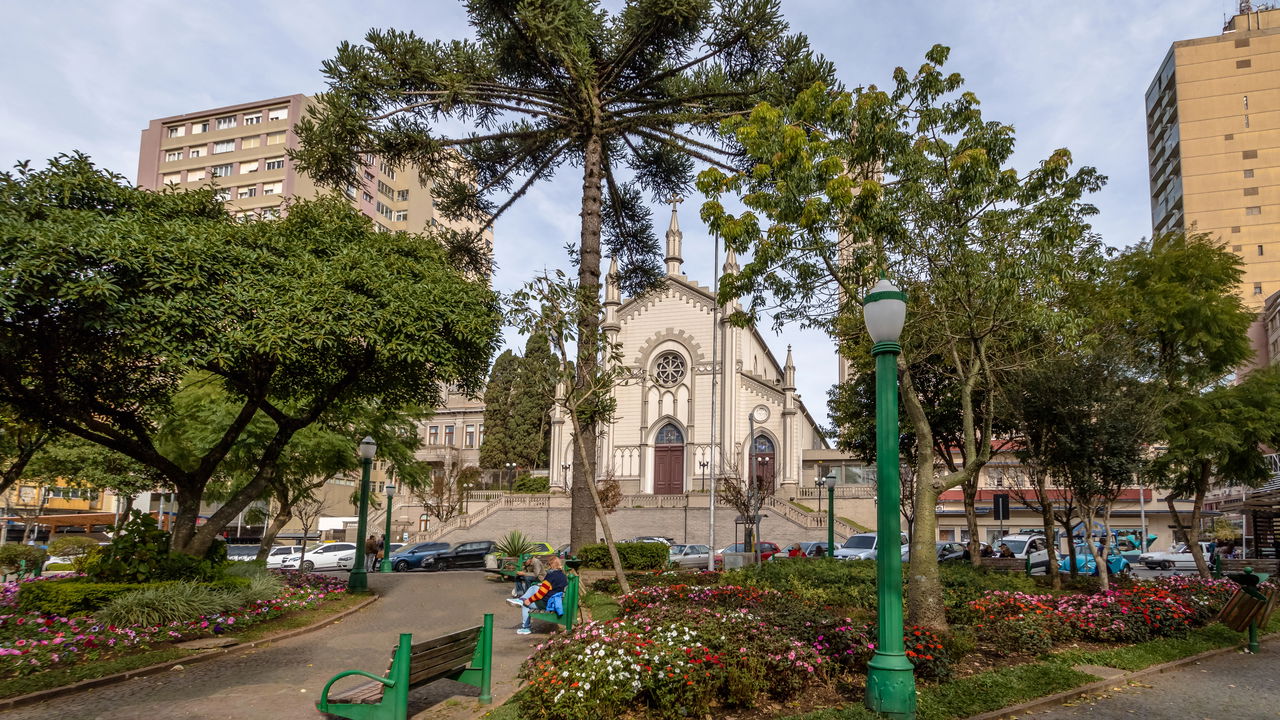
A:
967;635;1269;719
0;592;379;712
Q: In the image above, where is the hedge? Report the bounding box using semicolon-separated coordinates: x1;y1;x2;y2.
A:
578;542;669;570
17;579;155;616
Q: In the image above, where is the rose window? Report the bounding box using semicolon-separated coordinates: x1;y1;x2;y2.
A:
653;351;687;386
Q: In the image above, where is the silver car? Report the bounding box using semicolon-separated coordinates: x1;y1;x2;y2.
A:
669;544;711;568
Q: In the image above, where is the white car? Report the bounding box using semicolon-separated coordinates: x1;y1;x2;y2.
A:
833;532;909;560
997;534;1052;573
1138;542;1214;570
264;545;303;569
279;542;357;572
669;544;711;568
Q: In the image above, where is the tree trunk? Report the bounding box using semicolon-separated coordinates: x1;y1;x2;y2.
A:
256;494;293;562
1036;477;1060;590
1060;517;1079;577
1085;501;1109;592
963;476;981;567
568;134;605;553
901;363;948;632
1187;462;1212;579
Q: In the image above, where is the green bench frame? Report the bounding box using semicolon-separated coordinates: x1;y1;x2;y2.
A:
317;613;492;720
528;573;580;632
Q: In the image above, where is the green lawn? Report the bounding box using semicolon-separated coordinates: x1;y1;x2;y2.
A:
581;590;620;622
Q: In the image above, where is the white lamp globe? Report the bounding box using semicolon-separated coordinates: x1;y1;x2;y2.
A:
862;278;907;344
358;435;378;460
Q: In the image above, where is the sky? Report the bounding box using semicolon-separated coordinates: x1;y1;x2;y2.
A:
0;1;1244;426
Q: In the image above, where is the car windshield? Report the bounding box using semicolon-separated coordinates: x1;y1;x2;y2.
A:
669;545;687;554
843;536;876;549
1001;540;1027;554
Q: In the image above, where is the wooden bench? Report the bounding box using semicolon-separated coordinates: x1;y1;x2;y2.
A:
528;574;581;633
978;557;1028;574
1217;558;1280;578
317;614;492;720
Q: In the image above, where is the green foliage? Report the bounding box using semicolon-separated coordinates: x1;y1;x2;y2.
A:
46;536;100;559
578;542;669;570
84;512;222;583
511;474;550;494
494;530;539;558
478;350;520;470
95;582;236;628
0;544;46;574
18;579;149;616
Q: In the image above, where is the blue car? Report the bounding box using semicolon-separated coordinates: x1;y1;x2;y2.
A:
1058;543;1132;577
389;541;451;572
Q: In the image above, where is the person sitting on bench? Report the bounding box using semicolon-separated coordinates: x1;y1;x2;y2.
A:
514;554;547;596
507;555;567;635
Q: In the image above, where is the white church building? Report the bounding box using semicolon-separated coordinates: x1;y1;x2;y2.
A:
549;204;829;497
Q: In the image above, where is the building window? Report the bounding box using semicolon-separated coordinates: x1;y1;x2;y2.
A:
241;136;261;150
167;126;185;138
1245;187;1260;196
189;147;204;158
379;161;397;179
1237;38;1251;48
265;157;285;170
216;116;236;130
419;513;429;533
1254;282;1264;295
266;131;286;145
1225;133;1235;141
1244;95;1250;110
376;222;390;233
1245;169;1255;178
397;189;409;202
478;424;485;445
237;186;257;199
1245;115;1250;128
213;140;235;154
393;210;408;222
211;163;233;178
165;150;183;162
192;121;209;135
268;107;289;121
244;113;262;125
262;181;282;195
344;185;356;198
1237;59;1252;69
214;189;231;202
375;201;394;220
1246;206;1262;215
1259;245;1265;256
1233;244;1244;252
377;180;395;199
260;207;279;219
465;424;476;448
444;426;455;446
240;160;259;173
162;173;181;185
653;351;687;386
1232;226;1242;233
1243;149;1258;160
187;169;205;182
428;426;439;445
362;191;374;203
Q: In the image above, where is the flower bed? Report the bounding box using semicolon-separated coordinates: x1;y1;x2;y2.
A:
0;570;344;676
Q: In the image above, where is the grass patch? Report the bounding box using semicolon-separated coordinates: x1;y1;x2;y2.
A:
0;646;195;699
582;590;620;622
837;516;870;532
234;591;365;643
480;700;521;720
790;501;815;513
1048;623;1242;671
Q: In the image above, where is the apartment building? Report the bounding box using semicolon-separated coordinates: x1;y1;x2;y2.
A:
137;94;484;242
1147;4;1280;315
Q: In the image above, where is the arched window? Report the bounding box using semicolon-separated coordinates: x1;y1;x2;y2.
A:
656;423;684;445
653;351;687;386
418;513;429;533
751;434;776;492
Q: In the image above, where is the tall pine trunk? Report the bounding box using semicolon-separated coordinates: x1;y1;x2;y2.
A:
569;134;604;553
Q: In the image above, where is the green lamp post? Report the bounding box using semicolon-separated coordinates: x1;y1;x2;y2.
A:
379;481;397;573
862;278;916;719
349;436;377;593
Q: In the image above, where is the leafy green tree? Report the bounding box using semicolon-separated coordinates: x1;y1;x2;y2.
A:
510;333;558;468
698;48;1105;630
478;350;520;471
291;0;832;550
0;407;55;499
0;155;501;556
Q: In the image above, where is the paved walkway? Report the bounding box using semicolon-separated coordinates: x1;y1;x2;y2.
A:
1;571;543;720
1027;640;1280;719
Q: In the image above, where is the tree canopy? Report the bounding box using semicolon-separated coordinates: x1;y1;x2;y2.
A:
0;154;502;554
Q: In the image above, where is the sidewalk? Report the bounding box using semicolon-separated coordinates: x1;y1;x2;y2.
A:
2;571;541;720
1024;640;1280;719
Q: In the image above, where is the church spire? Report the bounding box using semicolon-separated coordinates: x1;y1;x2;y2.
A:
783;344;796;390
665;195;684;276
723;245;740;274
604;255;620;306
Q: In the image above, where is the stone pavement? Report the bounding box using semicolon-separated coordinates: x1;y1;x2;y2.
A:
1;570;544;720
1025;639;1280;719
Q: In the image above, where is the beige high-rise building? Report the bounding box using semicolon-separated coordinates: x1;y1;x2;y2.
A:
137;94;485;243
1147;4;1280;320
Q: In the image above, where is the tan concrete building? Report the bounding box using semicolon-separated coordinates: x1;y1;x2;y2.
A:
1147;5;1280;313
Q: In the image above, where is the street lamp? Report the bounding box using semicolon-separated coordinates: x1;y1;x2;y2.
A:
699;460;709;492
817;475;836;553
349;436;377;593
505;462;516;491
379;481;397;573
862;277;916;719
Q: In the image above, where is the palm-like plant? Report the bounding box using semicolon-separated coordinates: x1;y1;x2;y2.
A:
292;0;833;550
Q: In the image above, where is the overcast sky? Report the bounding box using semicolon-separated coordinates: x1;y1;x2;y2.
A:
0;1;1241;426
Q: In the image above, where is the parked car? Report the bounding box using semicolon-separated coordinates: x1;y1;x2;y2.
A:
669;544;712;568
280;542;358;572
226;544;261;561
629;536;674;546
264;545;303;569
42;541;109;570
833;532;909;561
999;534;1052;573
389;541;451;572
1059;542;1132;577
713;542;781;567
422;540;497;570
774;541;831;559
526;542;558;555
1138;542;1214;571
902;541;972;563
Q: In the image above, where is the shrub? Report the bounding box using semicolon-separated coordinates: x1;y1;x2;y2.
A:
512;475;550;493
229;573;285;606
578;542;668;570
589;570;721;594
0;544;47;575
17;578;150;616
83;511;223;583
95;582;237;628
495;530;540;558
47;536;100;560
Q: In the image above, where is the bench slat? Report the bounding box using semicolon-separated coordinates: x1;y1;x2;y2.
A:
410;637;478;667
328;680;386;705
410;626;481;655
408;645;478;685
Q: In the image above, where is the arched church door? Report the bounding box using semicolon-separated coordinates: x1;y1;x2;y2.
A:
751;435;776;493
653;423;685;495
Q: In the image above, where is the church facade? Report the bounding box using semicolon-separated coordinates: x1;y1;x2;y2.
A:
549;205;828;496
